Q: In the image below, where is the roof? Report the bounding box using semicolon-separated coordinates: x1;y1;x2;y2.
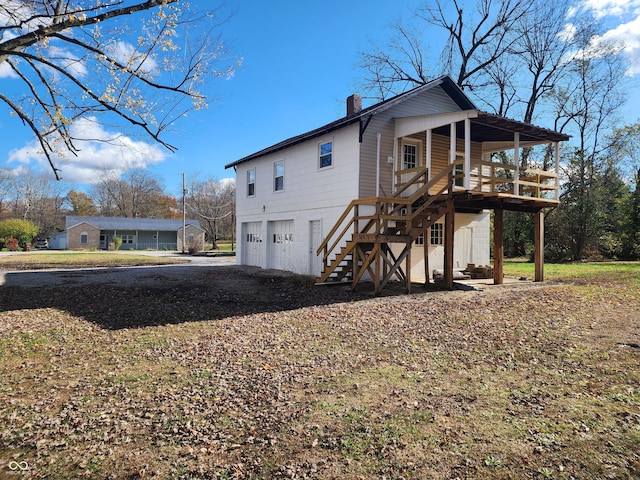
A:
224;75;475;169
65;216;203;232
442;112;570;144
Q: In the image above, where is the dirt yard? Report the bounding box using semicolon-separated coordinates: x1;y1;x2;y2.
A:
1;262;639;479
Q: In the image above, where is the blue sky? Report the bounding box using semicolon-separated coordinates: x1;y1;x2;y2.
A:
1;0;639;197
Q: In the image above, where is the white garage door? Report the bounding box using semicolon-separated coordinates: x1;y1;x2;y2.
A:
242;222;263;267
268;220;294;271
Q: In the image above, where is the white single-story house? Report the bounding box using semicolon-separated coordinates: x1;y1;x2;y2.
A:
225;75;569;293
51;216;205;252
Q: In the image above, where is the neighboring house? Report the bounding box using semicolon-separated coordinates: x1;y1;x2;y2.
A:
225;75;569;293
57;216;205;252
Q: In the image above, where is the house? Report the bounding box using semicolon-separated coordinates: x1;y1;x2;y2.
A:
225;75;569;293
55;216;205;252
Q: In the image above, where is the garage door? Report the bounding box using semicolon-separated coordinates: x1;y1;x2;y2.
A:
242;222;263;267
268;220;294;271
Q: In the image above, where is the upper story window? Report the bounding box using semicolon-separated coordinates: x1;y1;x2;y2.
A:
319;141;333;169
453;152;464;187
247;169;256;197
402;139;422;170
274;160;284;192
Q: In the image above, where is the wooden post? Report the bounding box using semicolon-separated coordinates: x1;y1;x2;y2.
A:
443;200;455;290
406;241;412;294
493;208;504;285
423;231;429;286
374;243;381;295
534;210;544;282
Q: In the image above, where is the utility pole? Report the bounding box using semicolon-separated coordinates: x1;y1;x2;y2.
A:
182;173;186;253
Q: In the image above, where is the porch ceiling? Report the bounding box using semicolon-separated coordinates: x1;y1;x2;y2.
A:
400;110;570;148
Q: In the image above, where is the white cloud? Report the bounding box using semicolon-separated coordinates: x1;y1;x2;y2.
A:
0;61;17;78
111;41;158;74
598;15;640;75
567;0;640;76
7;117;167;184
570;0;640;20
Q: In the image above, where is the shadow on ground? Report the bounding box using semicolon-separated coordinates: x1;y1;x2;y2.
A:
0;265;440;330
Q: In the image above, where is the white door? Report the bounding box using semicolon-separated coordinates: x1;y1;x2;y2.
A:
309;220;322;276
242;222;263;267
454;226;473;269
268;220;294;271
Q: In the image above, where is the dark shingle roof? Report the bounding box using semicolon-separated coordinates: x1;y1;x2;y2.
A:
224;75;475;169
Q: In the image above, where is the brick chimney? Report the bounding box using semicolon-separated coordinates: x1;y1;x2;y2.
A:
346;94;362;116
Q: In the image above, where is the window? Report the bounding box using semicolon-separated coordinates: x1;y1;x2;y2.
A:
451;152;465;187
246;233;262;242
80;231;88;244
430;223;443;245
415;234;425;245
247;169;256;197
319;141;333;168
403;143;417;169
121;235;134;244
273;233;293;243
274;160;284;191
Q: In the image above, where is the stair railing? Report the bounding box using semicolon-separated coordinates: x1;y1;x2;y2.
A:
317;163;456;272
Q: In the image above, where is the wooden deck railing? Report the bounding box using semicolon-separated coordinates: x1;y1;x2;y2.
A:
470;160;558;200
396;160;558;200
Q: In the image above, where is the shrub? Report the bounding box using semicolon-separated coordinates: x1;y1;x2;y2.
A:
0;218;39;246
113;236;123;250
7;238;19;252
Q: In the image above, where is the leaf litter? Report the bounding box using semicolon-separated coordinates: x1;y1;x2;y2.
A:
0;264;639;478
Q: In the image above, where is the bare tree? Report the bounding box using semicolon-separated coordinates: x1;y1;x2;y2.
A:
359;0;532;99
185;176;235;248
551;20;627;260
91;168;167;218
0;1;238;179
7;168;68;236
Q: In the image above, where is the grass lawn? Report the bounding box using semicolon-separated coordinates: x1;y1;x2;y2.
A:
0;261;638;478
0;251;188;270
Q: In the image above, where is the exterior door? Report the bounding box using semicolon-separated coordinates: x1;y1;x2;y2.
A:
268;220;294;271
454;226;473;269
242;222;263;267
309;220;322;276
99;234;107;250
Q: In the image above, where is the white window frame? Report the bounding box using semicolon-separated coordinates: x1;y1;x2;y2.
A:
319;140;333;169
121;234;134;244
401;138;423;171
415;233;425;245
247;168;256;197
80;231;88;244
274;160;284;192
430;223;443;246
449;151;465;188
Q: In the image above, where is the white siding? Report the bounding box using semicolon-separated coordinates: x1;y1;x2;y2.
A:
234;124;361;275
394;211;491;281
232;83;492;278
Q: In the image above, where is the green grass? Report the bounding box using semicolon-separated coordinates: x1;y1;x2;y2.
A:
504;260;640;283
0;251;187;268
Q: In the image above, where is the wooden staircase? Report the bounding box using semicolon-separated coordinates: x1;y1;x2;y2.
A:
316;164;455;294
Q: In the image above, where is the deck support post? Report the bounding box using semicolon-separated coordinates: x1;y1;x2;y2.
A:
534;210;544;282
443;199;455;290
406;241;412;293
423;230;429;286
493;208;504;285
